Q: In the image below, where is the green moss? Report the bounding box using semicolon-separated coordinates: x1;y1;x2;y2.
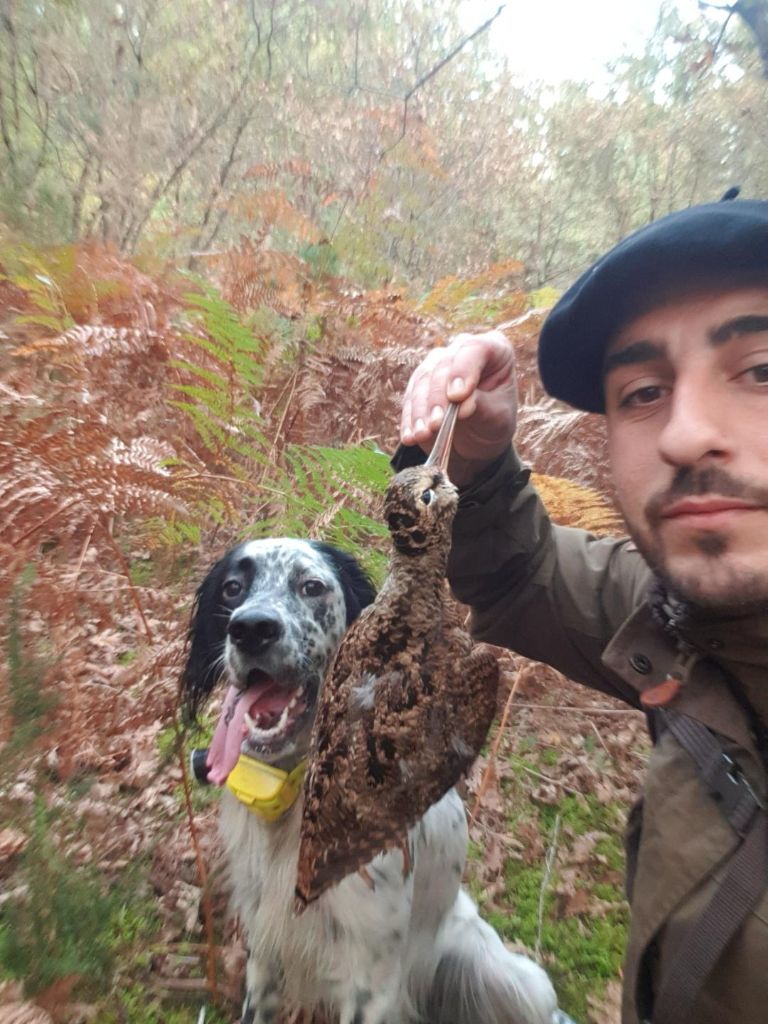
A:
539;793;625;837
471;791;630;1020
527;285;560;309
0;803;123;995
595;833;626;873
103;985;231;1024
128;557;158;587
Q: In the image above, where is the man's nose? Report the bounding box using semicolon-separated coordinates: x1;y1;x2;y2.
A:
657;379;730;468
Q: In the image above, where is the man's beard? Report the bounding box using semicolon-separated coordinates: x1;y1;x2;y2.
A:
626;464;768;617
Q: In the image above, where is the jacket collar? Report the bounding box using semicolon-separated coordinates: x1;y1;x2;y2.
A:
675;611;768;672
602;601;764;761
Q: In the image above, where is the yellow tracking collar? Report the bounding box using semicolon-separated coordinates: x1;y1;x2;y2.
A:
226;753;307;821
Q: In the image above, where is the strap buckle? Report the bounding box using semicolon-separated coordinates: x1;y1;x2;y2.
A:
706;752;764;836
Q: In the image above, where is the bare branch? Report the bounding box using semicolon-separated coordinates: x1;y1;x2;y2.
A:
381;5;506;161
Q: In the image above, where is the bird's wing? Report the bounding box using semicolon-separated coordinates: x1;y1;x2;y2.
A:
296;631;500;910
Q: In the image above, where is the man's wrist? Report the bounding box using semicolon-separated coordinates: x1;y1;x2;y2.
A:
448;448;511;488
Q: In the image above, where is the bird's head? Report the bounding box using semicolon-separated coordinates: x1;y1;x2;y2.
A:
383;465;458;557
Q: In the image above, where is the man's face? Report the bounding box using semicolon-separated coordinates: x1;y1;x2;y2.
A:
604;285;768;613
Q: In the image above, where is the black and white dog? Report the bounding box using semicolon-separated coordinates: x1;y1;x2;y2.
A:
182;538;565;1024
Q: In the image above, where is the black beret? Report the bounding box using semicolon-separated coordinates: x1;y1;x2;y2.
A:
538;198;768;413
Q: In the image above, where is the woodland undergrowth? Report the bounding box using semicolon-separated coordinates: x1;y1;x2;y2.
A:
0;238;642;1024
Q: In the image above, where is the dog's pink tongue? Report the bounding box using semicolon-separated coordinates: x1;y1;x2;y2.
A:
206;682;288;785
206;686;248;785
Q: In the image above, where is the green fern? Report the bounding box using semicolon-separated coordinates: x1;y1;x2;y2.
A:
170;286;393;575
5;567;56;755
5;260;75;333
170;285;270;475
0;802;121;995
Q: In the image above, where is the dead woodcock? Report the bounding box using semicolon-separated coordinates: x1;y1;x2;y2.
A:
296;404;500;909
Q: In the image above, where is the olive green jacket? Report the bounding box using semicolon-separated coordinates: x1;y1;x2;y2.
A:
448;449;768;1024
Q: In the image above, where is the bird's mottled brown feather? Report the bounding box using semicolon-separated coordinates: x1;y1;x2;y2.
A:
296;465;499;909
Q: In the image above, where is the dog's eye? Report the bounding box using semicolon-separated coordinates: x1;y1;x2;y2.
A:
300;579;327;598
420;489;435;506
222;579;243;599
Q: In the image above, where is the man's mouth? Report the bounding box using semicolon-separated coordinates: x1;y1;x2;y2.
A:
660;497;762;525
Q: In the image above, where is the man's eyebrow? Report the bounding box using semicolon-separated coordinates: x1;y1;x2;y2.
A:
709;315;768;346
603;340;666;376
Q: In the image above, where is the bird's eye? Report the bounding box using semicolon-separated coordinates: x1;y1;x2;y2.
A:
300;579;327;597
420;489;435;506
222;579;242;599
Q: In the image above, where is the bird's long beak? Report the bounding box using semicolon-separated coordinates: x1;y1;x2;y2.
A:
424;402;459;472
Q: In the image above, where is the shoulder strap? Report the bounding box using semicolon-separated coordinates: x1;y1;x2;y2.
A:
662;709;763;836
650;710;767;1024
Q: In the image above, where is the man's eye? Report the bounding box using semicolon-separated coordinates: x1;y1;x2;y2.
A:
745;363;768;384
223;579;242;599
620;385;665;408
300;579;326;597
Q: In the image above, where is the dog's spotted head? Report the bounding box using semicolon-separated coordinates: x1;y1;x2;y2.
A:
181;539;375;766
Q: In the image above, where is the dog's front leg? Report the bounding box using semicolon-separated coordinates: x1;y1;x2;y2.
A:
241;953;283;1024
337;972;403;1024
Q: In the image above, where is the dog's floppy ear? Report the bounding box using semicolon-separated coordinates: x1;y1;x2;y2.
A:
180;550;236;721
310;542;376;624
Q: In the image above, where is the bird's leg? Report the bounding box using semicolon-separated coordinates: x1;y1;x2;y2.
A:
357;865;375;889
424;401;459;470
399;835;412;878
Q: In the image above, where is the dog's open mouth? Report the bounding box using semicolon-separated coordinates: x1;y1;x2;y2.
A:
205;676;311;784
242;670;308;743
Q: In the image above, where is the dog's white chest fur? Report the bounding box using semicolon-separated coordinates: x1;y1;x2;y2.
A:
221;787;471;1017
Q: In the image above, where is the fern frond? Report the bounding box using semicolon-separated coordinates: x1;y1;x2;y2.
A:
13;325;160;360
533;472;624;537
516;397;611;495
0;409;193;547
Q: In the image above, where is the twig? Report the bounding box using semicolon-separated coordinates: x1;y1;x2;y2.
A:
259;364;300;486
470;668;523;819
590;719;612;757
508;756;583;797
70;522;95;582
174;470;287;496
98;521;155;644
177;720;219;1005
13;497;82;546
381;5;506;160
511;702;640;715
535;812;561;960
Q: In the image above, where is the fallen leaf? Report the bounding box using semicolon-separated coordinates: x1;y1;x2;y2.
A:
588;978;623;1024
0;829;28;863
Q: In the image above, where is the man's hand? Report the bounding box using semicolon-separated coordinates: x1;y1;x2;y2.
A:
400;330;518;485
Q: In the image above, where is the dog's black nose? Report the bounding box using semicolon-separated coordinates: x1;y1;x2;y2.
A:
228;610;283;653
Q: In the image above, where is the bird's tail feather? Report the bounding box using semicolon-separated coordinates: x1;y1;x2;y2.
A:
420;891;560;1024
